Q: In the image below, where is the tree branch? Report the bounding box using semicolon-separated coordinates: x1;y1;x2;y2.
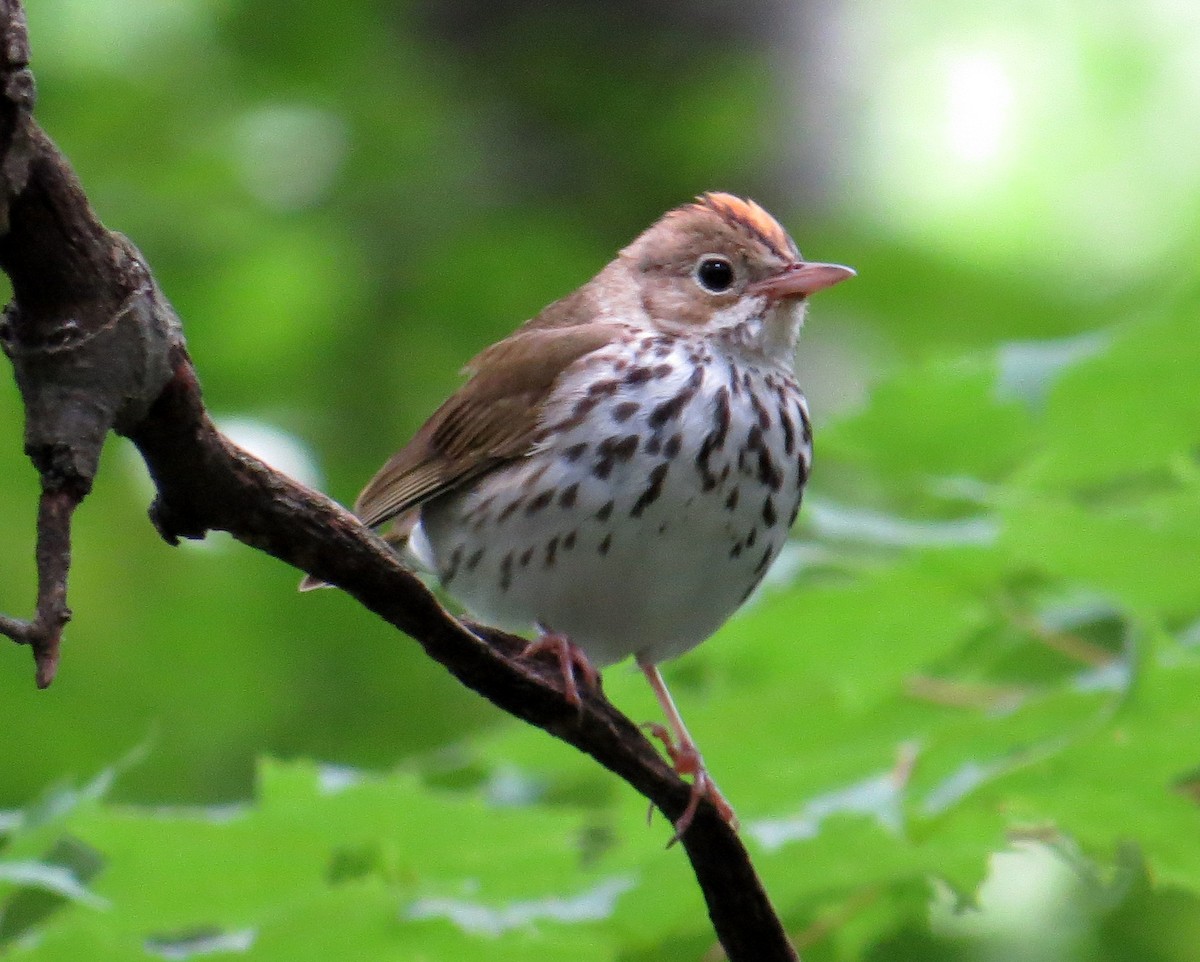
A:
0;3;798;958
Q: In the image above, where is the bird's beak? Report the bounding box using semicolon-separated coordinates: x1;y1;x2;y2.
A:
748;261;856;300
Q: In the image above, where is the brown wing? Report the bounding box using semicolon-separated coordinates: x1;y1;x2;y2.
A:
353;321;626;528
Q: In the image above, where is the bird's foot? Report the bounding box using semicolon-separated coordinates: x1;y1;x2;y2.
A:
521;629;599;707
643;722;737;845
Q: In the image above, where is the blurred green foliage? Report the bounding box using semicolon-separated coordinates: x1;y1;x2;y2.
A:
2;0;1198;959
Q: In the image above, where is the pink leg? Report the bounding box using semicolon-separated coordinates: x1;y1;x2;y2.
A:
521;627;600;707
639;658;736;843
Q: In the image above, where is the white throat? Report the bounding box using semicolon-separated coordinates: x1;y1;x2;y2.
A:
709;296;806;369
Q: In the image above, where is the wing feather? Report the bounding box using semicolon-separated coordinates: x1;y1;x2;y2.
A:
354;321;625;528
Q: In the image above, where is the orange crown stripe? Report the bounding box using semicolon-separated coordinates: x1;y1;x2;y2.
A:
694;192;796;260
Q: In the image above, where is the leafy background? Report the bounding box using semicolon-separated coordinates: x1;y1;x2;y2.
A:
1;0;1198;959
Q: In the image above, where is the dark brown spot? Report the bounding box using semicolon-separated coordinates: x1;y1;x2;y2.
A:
563;442;588;462
500;552;513;591
779;404;796;456
498;498;525;523
587;378;620;397
652;362;674;378
751;392;771;430
663;432;682;459
645;435;661;455
443;545;464;585
762;495;777;527
519;546;533;567
613;434;641;460
574;395;602;419
526;489;554;514
725;487;739;511
746;424;763;450
469;494;496;519
754;544;774;575
631;462;669;518
593;434;639;479
696;386;731;490
523;463;549;490
714;387;732;436
465;548;485;571
624;365;654;385
746;527;757;548
563;530;577;550
799;404;813;445
788;497;802;527
729;540;743;559
612;400;640;422
658;522;668;534
797;448;811;486
545;536;559;568
757;448;783;490
649;366;703;430
596;500;614;522
559;483;579;509
598;532;612;555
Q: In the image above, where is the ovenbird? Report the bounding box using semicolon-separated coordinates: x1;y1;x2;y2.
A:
312;193;854;837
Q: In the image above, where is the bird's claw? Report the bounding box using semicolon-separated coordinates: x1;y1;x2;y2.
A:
520;630;599;707
642;722;737;845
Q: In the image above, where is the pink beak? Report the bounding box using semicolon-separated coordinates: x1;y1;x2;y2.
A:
748;261;856;300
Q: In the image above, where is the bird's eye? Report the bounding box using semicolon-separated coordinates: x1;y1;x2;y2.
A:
695;256;734;293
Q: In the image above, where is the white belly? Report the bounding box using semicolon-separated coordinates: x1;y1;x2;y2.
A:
412;338;811;667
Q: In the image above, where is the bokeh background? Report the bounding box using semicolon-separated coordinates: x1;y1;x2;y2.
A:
1;1;1198;959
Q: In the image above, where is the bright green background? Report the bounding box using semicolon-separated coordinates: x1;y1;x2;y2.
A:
1;1;1198;959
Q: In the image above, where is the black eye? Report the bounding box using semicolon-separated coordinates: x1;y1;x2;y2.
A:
695;256;734;293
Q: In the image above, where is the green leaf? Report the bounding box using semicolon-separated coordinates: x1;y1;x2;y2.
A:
1028;312;1200;488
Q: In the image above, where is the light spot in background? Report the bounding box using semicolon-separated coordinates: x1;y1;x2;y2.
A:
749;764;907;851
484;764;546;807
929;842;1095;960
944;52;1014;167
124;417;322;553
144;928;256;959
219;417;323;492
0;861;108;910
232;104;348;211
405;875;636;937
317;764;362;794
36;0;213;74
996;331;1110;410
837;4;1200;287
864;36;1032;210
806;499;998;547
921;758;1009;815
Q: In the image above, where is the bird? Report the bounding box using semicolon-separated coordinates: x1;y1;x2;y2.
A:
308;193;854;839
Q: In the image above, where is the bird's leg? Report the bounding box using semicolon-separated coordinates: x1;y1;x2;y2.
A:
521;625;600;707
638;658;736;844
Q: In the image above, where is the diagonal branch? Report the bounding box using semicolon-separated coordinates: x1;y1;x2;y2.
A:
128;349;798;961
0;2;798;958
